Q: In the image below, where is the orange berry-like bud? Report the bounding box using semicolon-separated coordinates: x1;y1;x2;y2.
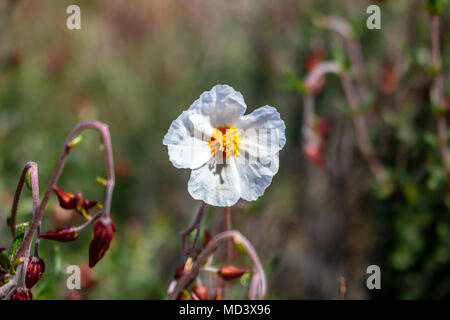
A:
218;265;249;280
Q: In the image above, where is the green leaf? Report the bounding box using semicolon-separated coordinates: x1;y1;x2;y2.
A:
8;222;29;260
0;250;11;272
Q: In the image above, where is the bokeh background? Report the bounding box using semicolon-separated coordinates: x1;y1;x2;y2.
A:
1;0;450;299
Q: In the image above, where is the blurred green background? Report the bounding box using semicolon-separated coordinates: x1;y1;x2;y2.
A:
1;0;450;299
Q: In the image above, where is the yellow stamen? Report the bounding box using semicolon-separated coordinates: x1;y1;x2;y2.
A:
208;126;243;158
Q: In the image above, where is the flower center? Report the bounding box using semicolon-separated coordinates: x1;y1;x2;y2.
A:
208;126;242;158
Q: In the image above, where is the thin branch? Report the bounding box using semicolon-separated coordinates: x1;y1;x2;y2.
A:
430;14;449;171
168;230;267;300
317;15;368;99
75;209;104;232
179;202;207;258
304;61;340;92
8;162;36;237
224;206;232;264
303;61;389;185
340;73;389;185
11;121;115;265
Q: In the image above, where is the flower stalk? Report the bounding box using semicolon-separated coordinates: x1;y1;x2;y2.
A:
168;230;267;300
11;121;115;266
429;13;449;172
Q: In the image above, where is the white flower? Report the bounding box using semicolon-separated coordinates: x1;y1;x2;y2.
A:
163;84;286;207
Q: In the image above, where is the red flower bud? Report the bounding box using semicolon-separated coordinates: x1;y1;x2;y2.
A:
53;186;76;210
89;219;115;268
10;288;32;300
53;186;99;219
39;225;78;242
192;284;210;300
218;265;249;280
25;256;45;289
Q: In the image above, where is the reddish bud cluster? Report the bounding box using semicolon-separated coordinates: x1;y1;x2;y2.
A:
89;219;115;268
53;186;98;218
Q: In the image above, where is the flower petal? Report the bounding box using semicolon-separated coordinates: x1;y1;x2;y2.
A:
188;85;247;127
234;153;279;202
237;105;286;154
163;110;212;169
188;157;241;207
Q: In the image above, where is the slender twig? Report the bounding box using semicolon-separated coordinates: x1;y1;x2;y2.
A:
8;162;36;237
340;73;389;185
430;14;449;171
302;62;338;150
75;210;104;232
224;206;232;264
11;121;115;266
304;61;340;92
168;230;267;300
316;15;368;99
303;61;389;185
179;202;207;258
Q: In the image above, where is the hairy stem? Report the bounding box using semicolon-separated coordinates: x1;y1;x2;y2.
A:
11;121;115;265
9;162;37;237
